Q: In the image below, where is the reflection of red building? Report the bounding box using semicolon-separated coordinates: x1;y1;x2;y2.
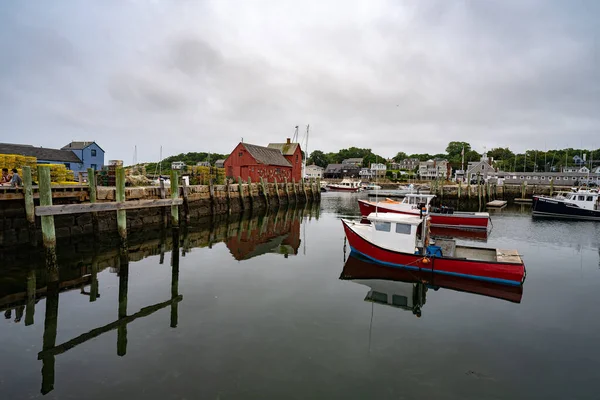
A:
268;139;303;182
224;142;293;183
226;214;301;260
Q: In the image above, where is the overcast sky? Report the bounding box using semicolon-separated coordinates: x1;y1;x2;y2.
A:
1;0;598;163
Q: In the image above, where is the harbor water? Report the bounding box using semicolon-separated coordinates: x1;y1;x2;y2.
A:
1;192;599;399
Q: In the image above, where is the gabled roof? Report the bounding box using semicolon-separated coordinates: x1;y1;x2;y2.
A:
61;141;104;152
267;142;300;156
342;158;363;164
0;142;82;163
242;143;291;167
325;163;344;172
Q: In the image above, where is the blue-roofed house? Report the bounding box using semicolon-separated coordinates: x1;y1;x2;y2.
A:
61;141;105;177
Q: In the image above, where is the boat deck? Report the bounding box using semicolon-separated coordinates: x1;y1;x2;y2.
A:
434;238;509;263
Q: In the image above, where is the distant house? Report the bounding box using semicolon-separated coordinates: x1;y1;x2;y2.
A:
305;164;324;179
223;142;292;183
418;159;450;180
398;158;420;170
324;164;343;179
61;141;105;177
370;163;387;177
342;158;363;167
466;154;496;181
359;167;374;179
196;161;211;167
573;155;584;166
563;166;589;173
215;159;225;169
593;166;600;174
171;161;186;170
268;138;303;181
0;142;85;178
497;171;600;185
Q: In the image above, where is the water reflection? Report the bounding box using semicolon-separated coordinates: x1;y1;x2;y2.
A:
340;253;523;318
0;204;316;395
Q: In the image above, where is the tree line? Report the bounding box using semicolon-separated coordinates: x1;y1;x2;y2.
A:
307;141;600;173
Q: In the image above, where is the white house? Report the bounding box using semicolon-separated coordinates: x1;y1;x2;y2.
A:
359;167;375;179
305;164;324;179
418;159;450;180
196;161;210;167
171;161;186;170
370;163;387;177
466;154;496;181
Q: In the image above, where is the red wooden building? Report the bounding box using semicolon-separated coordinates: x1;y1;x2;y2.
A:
267;138;303;181
224;142;293;183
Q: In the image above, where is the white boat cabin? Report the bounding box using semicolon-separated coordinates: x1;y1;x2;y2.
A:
560;190;600;211
364;213;425;253
401;194;436;207
330;179;362;189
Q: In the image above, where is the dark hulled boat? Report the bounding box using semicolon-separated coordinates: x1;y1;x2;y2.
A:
532;189;600;221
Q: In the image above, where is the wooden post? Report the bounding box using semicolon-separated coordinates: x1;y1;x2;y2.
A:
284;178;290;204
292;178;298;203
274;178;281;205
170;170;179;226
238;177;245;210
37;166;57;268
209;182;216;215
467;179;471;199
87;168;99;235
301;178;307;201
23;166;35;226
182;178;190;223
159;179;168;226
549;178;554;196
260;177;270;208
116;167;127;241
247;177;254;209
458;180;462;198
477;173;482;210
521;181;526;199
25;269;36;326
226;181;232;214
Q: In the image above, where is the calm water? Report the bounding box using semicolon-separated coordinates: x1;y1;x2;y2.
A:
1;193;599;400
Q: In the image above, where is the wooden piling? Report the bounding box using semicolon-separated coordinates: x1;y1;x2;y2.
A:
549;179;554;197
238;177;245;210
115;167;127;243
274;178;281;205
170;170;179;226
159;179;168;226
467;180;471;199
182;178;190;223
226;182;232;214
87;168;99;235
260;177;270;208
247;177;254;208
301;178;307;200
37;166;57;268
23;166;35;225
292;178;298;203
209;182;216;215
457;180;462;198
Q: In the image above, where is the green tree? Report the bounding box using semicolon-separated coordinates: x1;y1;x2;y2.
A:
307;150;328;168
393;152;408;162
445;141;471;161
487;147;514;161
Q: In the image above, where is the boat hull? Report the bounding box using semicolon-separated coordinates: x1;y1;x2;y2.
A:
358;200;489;230
532;196;600;221
342;219;525;286
341;253;522;303
326;185;361;192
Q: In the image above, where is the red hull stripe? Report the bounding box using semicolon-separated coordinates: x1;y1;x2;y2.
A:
343;221;524;286
358;200;488;229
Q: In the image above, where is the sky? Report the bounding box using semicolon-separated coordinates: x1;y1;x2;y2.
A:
1;0;598;163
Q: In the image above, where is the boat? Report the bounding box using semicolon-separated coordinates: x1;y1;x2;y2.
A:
341;254;524;311
341;212;525;286
362;183;382;190
358;194;490;230
326;178;362;192
532;188;600;221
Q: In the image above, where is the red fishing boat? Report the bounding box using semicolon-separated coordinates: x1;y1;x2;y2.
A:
341;253;523;304
358;194;489;230
342;212;525;286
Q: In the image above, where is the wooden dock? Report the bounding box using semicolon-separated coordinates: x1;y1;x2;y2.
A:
514;198;533;203
486;200;507;207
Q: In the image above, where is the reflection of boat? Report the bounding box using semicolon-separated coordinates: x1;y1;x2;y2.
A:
532;189;600;221
327;179;362;192
341;253;523;308
341;212;525;286
358;194;490;230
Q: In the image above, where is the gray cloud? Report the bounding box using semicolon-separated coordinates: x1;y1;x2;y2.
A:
0;0;598;162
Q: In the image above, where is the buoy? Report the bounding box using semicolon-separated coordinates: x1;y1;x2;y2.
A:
422;258;431;264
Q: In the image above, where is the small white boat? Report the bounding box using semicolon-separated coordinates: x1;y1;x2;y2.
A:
362;183;382;190
327;179;362;192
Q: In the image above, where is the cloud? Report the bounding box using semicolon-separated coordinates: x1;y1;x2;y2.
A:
0;0;598;162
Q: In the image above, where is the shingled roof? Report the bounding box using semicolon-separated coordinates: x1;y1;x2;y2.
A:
61;141;104;152
0;143;82;163
267;142;300;156
242;143;291;167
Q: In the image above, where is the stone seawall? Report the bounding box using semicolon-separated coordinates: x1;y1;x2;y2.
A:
0;182;320;247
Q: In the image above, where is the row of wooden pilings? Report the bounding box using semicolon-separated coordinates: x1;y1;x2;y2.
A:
20;165;320;270
431;172;500;209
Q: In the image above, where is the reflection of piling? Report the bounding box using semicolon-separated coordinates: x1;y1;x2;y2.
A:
41;277;59;395
90;254;99;302
117;253;129;357
37;166;57;270
25;269;36;326
170;229;180;328
170;170;179;227
159;226;167;265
